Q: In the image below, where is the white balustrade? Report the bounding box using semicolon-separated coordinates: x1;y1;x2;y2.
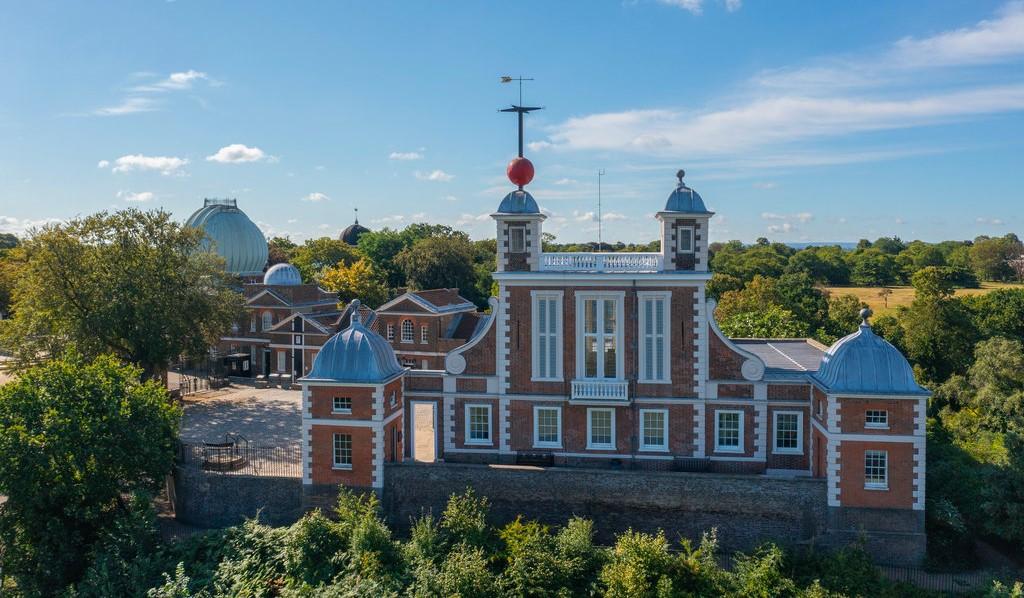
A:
571;379;630;402
540;252;662;273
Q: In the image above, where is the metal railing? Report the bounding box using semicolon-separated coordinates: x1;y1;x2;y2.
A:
176;441;301;478
540;252;663;273
570;379;630;402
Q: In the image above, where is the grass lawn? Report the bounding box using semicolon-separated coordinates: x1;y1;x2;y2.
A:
824;282;1024;315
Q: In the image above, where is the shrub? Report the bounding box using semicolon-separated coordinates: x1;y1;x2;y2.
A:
284;510;348;588
440;488;494;550
434;544;497;598
600;529;679;598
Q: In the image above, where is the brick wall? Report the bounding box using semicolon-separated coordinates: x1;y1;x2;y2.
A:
718;383;753;398
709;332;745;380
453;397;500;450
310;386;375;420
505;285;697;397
309;425;373;486
837;441;916;509
768;384;810;400
461;324;496;375
838;397;916;435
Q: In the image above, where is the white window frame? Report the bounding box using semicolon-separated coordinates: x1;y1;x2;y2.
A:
332;433;352;470
262;311;273;331
637;291;671;384
509;225;526;253
386;323;395;341
276;350;286;373
575;291;625;381
531;291;563;382
714;409;744;453
586;407;616;450
250;316;257;332
420;324;429;344
772;411;803;455
532;406;562;449
464;404;492;446
865;409;889;430
332;396;352;414
401;319;414;343
864;450;888;490
677;226;695;254
639;408;669;452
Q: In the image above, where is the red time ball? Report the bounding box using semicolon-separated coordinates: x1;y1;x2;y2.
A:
507;156;534;187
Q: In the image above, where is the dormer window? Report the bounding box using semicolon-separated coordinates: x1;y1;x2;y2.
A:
509;226;526;253
677;226;694;253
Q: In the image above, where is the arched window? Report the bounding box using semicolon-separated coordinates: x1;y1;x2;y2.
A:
420;324;429;344
401;319;414;343
262;311;273;331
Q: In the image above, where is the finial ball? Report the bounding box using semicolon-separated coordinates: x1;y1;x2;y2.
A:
507;156;535;187
859;307;873;323
676;169;686;184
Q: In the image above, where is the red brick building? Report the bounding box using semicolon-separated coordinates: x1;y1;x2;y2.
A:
299;169;929;553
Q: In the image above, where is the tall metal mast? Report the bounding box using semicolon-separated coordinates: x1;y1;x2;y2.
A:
500;76;541;157
597;169;605;251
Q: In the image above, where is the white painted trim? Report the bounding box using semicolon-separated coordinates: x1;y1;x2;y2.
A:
575;291;626;380
530;290;564;382
586;407;616;450
464;403;493;446
637;291;672;384
771;410;804;455
809;417;920;443
639;408;669;452
714;409;744;453
304;409;404;429
532;405;563;449
493;273;714;283
693;401;705;458
676;225;695;254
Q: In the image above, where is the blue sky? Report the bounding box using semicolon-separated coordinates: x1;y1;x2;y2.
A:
1;1;1022;244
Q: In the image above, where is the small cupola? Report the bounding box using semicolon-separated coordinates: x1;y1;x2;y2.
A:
263;262;302;286
656;169;713;272
304;300;405;383
814;309;930;396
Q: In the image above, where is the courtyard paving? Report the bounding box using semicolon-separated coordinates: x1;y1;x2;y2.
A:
179;385;301;447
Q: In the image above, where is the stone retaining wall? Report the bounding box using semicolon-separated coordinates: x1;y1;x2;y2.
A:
381;463;828;551
172;466;302;528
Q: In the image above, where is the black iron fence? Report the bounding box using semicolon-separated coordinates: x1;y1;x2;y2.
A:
176;442;301;478
877;563;1016;594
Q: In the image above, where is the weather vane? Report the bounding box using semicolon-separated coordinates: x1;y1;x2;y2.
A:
499;75;542;158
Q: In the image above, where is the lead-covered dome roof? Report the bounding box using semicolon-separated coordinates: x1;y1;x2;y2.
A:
185;199;268;276
305;303;405;383
496;189;540;215
663;169;712;215
814;313;929;396
263;262;302;286
340;220;370;245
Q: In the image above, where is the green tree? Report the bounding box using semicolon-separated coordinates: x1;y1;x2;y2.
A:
0;210;242;380
395;236;479;303
963;288;1024;343
320;257;389;308
895;241;946;282
0;354;180;595
787;246;850;285
0;232;19;250
967;337;1024;432
899;267;979;382
267;235;297;266
290;237;361;283
718;306;807;338
847;248;898;286
970;234;1023;281
706;273;743;301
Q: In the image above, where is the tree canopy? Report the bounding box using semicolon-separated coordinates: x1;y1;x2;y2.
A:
0;353;180;595
0;209;242;379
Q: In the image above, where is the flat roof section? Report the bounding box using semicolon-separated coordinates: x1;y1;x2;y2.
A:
732;339;827;378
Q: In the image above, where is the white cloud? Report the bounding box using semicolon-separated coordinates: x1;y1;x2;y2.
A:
767;222;796;234
554;178;578;185
415;169;455;182
724;0;741;12
133;70;210;92
117;190;156;203
658;0;703;14
303;192;330;202
753;181;777;189
206;144;271;163
762;211;813;223
603;212;628;221
444;195;459;202
892;2;1024;68
389;151;423;160
100;154;188;175
527;140;552;152
93;97;157;116
540;85;1024;157
287;218;298;224
976;216;1006;225
456;212;491;226
0;216;63;234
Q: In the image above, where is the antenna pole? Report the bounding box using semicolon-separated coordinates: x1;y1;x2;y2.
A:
597;169;605;251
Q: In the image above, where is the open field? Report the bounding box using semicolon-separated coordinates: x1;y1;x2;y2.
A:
824;282;1024;314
